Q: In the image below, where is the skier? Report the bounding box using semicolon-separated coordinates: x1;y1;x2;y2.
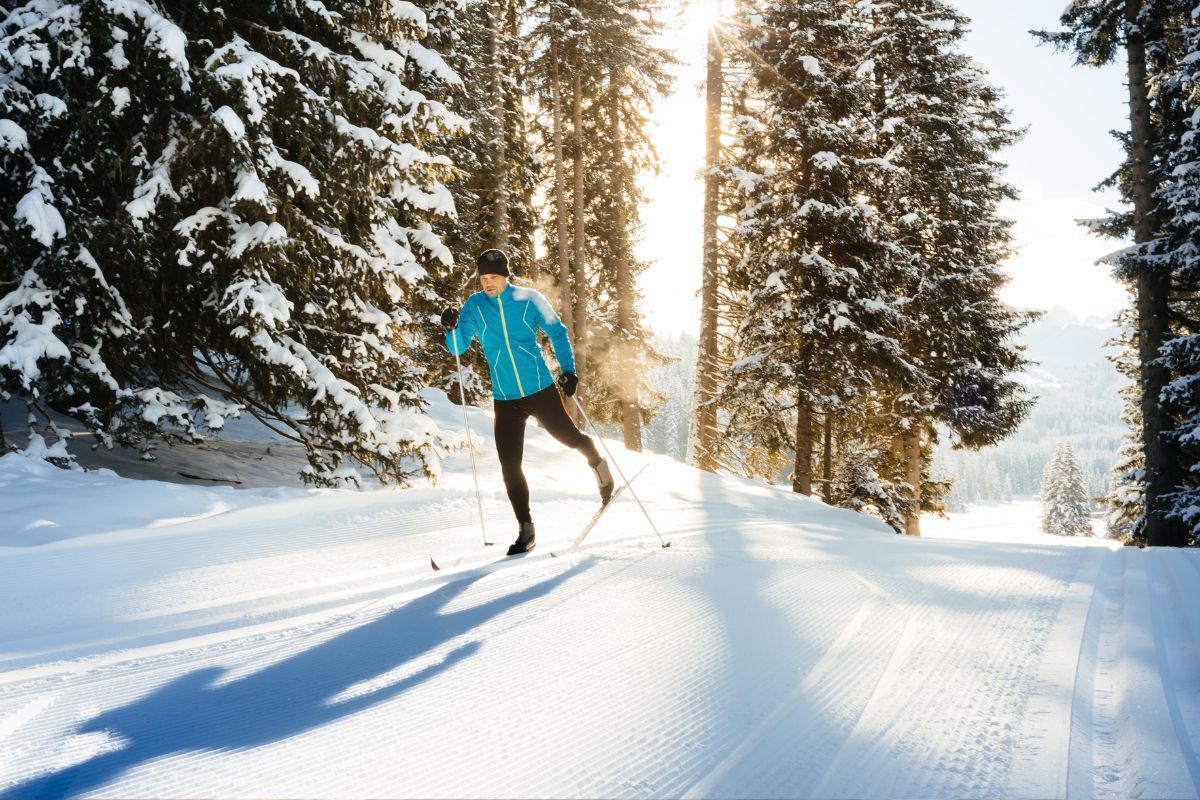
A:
441;249;614;555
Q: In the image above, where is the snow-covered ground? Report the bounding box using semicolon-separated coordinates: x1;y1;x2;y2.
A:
922;498;1116;547
2;392;1198;799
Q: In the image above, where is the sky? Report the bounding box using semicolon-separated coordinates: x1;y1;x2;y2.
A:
635;0;1133;339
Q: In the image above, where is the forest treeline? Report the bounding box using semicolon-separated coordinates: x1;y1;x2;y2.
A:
1;0;1195;545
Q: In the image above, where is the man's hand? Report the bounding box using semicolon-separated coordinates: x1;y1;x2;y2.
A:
557;372;578;397
440;307;459;330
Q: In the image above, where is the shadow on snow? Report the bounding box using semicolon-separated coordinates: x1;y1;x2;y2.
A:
4;560;590;798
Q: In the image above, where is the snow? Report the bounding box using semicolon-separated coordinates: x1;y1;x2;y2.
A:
227;220;288;258
14;168;65;247
103;0;190;89
0;271;70;387
0;119;27;152
109;86;130;115
231;169;274;210
221;278;292;329
386;0;427;32
124;140;180;226
0;390;1197;798
212;105;245;140
810;150;841;170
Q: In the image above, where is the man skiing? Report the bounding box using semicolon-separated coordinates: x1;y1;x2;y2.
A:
441;249;614;555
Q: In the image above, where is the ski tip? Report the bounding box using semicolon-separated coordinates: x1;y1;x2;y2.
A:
430;557;441;571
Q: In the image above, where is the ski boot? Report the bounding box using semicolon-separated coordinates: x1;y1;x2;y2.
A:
507;521;536;555
592;459;615;505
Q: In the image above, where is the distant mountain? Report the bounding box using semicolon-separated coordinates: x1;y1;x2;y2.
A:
935;306;1126;510
1020;307;1120;378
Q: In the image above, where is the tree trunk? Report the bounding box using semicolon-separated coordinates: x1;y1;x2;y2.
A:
609;77;642;451
550;35;573;338
571;74;588;393
1126;0;1186;547
488;5;509;249
508;0;535;277
793;396;813;495
904;428;922;535
822;411;833;503
693;27;723;472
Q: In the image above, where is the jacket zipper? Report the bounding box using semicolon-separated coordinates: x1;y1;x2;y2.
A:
497;295;525;397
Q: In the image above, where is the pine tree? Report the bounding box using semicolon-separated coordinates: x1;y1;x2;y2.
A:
1037;0;1190;545
1041;441;1093;535
829;445;908;533
418;0;539;406
1106;308;1147;541
527;0;672;437
1148;3;1200;545
692;11;727;473
0;0;462;485
862;0;1035;534
719;0;923;496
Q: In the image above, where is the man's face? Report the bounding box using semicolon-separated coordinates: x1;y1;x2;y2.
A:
480;274;507;296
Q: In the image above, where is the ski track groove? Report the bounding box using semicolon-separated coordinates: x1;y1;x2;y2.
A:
0;494;691;672
809;557;1074;799
1065;549;1119;798
383;552;848;797
1005;548;1111;799
1090;550;1142;799
1146;550;1200;796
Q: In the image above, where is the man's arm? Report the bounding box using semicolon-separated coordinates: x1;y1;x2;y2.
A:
445;297;478;355
531;292;575;374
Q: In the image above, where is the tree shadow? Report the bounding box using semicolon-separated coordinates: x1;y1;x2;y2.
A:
4;559;590;799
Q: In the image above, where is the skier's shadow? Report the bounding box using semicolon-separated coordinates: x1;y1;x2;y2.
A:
3;559;589;799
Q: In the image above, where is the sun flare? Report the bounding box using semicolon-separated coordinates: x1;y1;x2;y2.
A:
687;0;733;33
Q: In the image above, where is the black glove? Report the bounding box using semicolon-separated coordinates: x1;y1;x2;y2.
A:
557;371;578;397
440;307;459;330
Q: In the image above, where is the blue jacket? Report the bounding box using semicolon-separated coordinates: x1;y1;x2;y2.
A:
444;283;575;401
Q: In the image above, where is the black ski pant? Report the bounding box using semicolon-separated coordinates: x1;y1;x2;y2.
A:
494;384;601;524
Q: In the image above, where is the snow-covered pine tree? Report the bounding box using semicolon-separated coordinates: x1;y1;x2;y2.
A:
1147;4;1200;545
526;0;673;440
1037;0;1190;545
861;0;1035;534
828;445;908;533
1041;441;1093;535
718;0;923;495
421;0;537;267
583;2;674;449
415;0;539;406
0;0;463;485
1105;307;1147;542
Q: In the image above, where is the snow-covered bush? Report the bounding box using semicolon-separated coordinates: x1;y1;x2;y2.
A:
829;448;909;534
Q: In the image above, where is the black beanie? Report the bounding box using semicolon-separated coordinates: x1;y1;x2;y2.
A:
476;249;510;277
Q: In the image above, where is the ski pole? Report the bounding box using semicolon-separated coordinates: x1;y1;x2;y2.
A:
451;331;493;548
572;396;669;549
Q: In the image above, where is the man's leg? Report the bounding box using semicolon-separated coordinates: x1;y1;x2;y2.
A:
493;398;532;524
529;386;601;463
529;386;614;502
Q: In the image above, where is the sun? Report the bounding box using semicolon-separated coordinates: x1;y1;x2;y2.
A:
686;0;733;34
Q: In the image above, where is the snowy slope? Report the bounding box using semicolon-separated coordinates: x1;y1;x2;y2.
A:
1;391;1198;799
